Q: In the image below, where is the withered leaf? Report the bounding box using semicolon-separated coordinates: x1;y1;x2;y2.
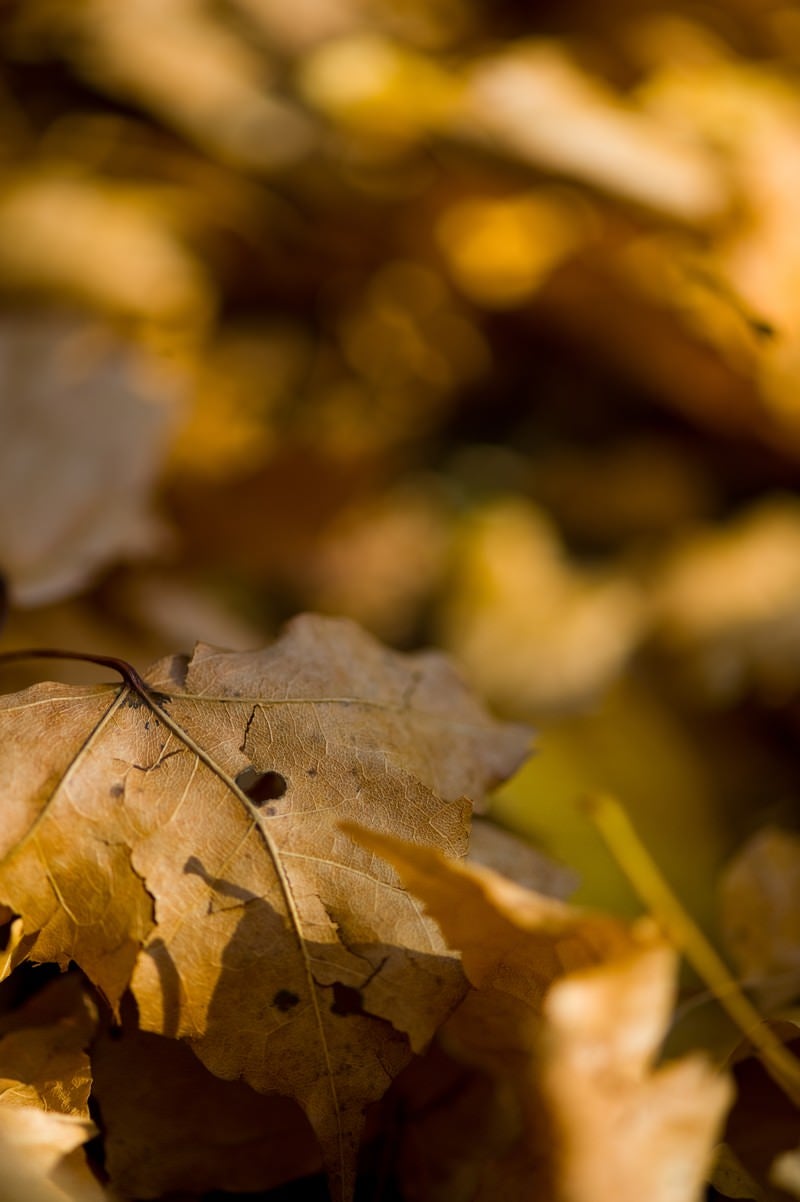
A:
91;1021;322;1199
0;316;179;607
0;975;96;1118
720;827;800;1011
0;1108;102;1202
349;826;733;1202
0;614;529;1199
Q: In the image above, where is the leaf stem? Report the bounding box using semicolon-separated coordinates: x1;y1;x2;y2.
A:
584;793;800;1108
0;648;152;696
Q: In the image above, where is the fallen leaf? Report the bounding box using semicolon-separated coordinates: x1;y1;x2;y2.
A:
0;976;96;1118
0;614;529;1199
439;497;646;713
467;815;577;900
0;918;24;984
720;828;800;1011
772;1145;800;1197
91;1017;322;1198
712;1142;771;1200
0;174;211;325
460;42;725;222
347;826;733;1202
539;932;733;1202
654;499;800;701
368;1034;520;1202
0;1108;101;1202
0;975;103;1202
0;316;180;607
28;0;315;171
723;1030;800;1202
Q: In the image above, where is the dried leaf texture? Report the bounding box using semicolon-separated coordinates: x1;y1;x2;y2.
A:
0;614;529;1199
0;976;96;1118
91;1022;322;1198
0;975;104;1202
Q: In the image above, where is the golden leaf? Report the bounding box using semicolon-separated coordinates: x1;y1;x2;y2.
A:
347;826;733;1202
0;614;529;1199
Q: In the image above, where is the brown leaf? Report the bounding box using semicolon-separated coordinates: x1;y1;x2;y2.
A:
25;1;315;171
654;500;800;701
0;975;103;1202
723;1031;800;1202
0;175;212;325
0;316;179;607
467;816;577;899
439;498;646;713
0;614;529;1199
91;1019;322;1198
0;1108;102;1202
539;935;733;1202
0;976;96;1118
348;827;733;1202
460;43;725;222
720;827;800;1011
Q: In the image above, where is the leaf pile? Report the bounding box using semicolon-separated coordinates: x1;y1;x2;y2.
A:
0;615;739;1201
3;1;800;1199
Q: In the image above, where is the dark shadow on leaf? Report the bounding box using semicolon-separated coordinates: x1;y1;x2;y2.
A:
141;935;183;1040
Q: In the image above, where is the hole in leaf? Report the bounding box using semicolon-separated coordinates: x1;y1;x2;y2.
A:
235;767;288;805
272;989;300;1012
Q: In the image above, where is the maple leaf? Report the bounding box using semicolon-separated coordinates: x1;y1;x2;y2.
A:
0;614;529;1200
347;826;733;1202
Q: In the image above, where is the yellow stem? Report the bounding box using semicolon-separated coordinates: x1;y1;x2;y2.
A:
584;793;800;1108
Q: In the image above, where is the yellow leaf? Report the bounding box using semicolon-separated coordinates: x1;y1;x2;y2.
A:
346;825;733;1202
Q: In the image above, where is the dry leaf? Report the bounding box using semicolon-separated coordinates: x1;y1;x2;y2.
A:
712;1142;770;1200
439;498;646;713
467;816;577;900
539;935;733;1202
0;317;179;607
723;1031;800;1202
0;614;529;1199
0;174;211;324
0;919;25;984
654;499;800;700
460;43;725;221
91;1019;322;1198
720;828;800;1011
0;976;103;1202
772;1146;800;1197
26;0;315;171
347;827;733;1202
0;976;96;1118
0;1108;101;1202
